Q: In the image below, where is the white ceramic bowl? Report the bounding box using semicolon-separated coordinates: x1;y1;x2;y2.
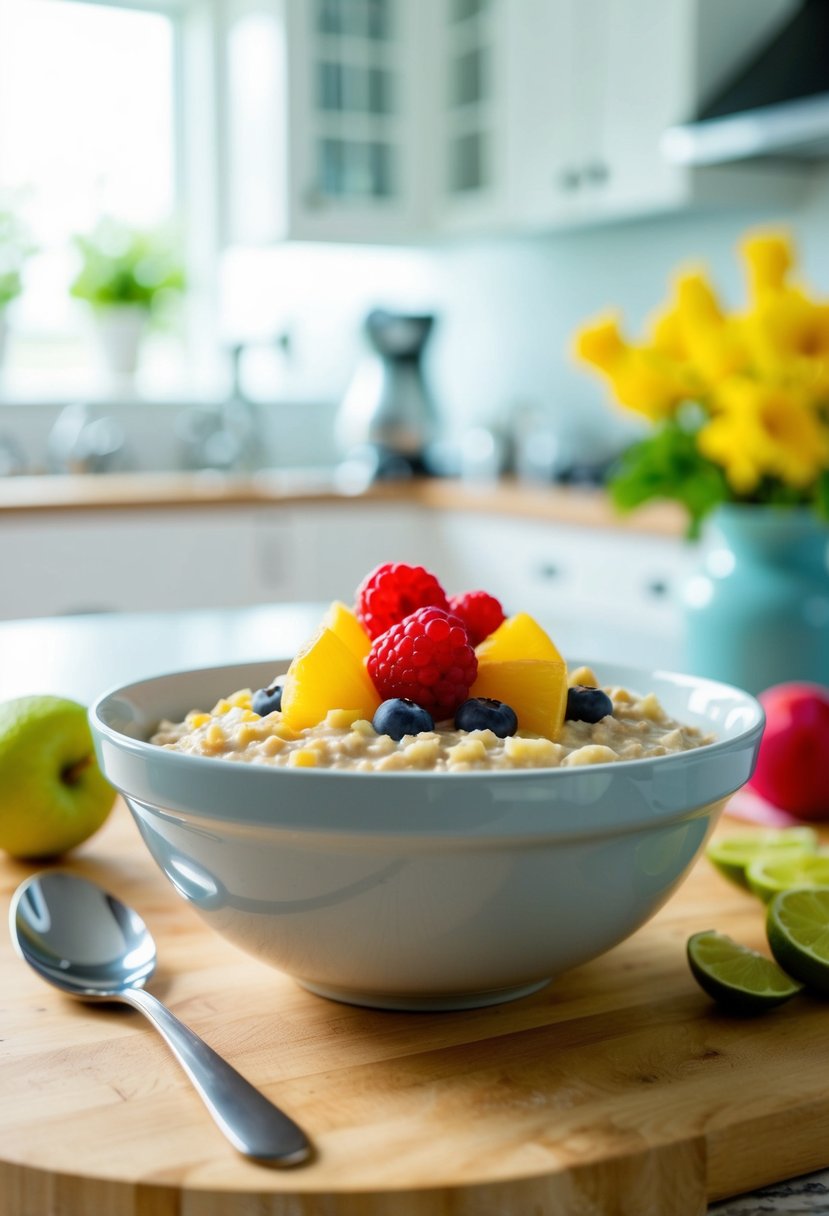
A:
90;660;764;1012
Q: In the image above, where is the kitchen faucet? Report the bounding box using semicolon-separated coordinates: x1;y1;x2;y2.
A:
176;333;290;473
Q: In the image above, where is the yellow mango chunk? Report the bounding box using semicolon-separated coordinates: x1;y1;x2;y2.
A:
323;600;371;661
281;627;381;731
470;658;567;740
475;612;565;665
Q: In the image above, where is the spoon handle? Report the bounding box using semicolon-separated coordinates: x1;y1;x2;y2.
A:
122;986;312;1165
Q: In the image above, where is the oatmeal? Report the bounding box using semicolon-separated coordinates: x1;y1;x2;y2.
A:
151;674;714;772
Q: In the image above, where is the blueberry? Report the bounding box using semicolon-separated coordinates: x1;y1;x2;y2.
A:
454;697;518;738
566;685;613;724
372;698;434;741
252;678;284;716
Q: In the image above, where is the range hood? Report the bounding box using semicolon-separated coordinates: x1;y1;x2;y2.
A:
662;0;829;166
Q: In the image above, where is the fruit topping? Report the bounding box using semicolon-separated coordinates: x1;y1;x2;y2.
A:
372;698;435;741
251;679;284;716
324;600;371;660
468;612;568;740
566;685;613;724
355;562;449;640
454;697;518;738
281;627;381;731
471;659;567;740
367;606;478;718
475;612;565;664
447;591;506;647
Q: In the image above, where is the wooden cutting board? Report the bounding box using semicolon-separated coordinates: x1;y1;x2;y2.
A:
2;801;829;1216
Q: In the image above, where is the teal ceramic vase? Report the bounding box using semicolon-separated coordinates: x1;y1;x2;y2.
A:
682;505;829;695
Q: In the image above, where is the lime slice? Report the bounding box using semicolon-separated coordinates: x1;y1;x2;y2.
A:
747;852;829;903
706;828;819;890
767;887;829;995
687;930;803;1013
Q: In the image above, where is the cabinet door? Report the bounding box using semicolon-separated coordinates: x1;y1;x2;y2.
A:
507;0;613;230
223;0;423;245
509;0;803;231
284;0;424;242
0;510;266;620
434;512;688;669
428;0;516;235
592;0;691;217
255;503;447;601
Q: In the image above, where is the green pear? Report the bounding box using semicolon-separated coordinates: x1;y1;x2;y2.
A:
0;695;116;859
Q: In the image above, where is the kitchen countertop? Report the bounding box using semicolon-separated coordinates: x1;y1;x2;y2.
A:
0;604;828;1213
0;470;688;535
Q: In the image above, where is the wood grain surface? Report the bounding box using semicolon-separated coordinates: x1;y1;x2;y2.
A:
0;471;686;534
2;801;828;1216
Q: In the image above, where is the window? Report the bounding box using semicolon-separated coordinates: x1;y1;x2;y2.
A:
0;0;180;395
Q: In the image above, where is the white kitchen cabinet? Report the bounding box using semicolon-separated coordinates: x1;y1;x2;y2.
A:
258;503;443;600
423;0;516;236
221;0;806;245
222;0;426;245
1;501;690;674
508;0;806;232
257;503;692;667
221;0;806;247
0;510;272;619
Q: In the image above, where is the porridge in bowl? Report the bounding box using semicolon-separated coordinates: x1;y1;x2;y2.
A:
151;673;713;771
151;561;714;772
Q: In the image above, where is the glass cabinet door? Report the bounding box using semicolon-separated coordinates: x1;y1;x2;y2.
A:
435;0;512;233
446;0;491;198
287;0;423;241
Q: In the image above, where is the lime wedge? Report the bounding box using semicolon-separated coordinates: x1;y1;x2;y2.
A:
706;828;818;890
747;852;829;903
767;887;829;995
687;930;803;1013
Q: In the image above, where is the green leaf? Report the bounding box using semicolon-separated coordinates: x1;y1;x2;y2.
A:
608;421;728;539
69;218;185;312
815;471;829;520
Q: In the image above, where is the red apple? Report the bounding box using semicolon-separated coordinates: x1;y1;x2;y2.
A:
748;682;829;820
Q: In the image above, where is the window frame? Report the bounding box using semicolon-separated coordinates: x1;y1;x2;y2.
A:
0;0;223;398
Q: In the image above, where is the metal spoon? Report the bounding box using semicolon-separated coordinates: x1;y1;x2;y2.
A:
9;870;312;1166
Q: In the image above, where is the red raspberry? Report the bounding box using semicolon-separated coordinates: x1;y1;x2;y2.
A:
355;562;449;640
367;606;478;719
447;590;506;647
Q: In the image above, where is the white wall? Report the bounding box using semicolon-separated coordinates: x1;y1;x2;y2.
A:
5;168;828;476
222;166;829;467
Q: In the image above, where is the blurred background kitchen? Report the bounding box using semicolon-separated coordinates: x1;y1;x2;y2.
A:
1;0;827;684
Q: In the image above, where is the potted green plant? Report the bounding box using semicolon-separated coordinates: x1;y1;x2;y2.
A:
69;217;186;378
0;208;34;373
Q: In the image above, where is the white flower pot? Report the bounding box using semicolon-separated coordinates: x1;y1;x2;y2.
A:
94;306;147;378
0;312;8;373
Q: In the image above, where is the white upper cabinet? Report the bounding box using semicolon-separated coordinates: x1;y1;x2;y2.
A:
424;0;514;235
222;0;425;244
220;0;809;246
508;0;807;232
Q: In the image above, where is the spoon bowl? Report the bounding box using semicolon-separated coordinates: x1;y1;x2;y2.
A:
10;870;312;1166
12;871;157;999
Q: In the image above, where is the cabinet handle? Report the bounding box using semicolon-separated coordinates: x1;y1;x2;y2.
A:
302;185;326;210
583;161;609;186
535;563;561;581
555;168;581;192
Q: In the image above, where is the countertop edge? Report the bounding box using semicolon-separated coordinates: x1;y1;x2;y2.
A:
0;473;687;537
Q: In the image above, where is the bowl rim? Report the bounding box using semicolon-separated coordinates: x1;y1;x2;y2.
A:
89;655;765;783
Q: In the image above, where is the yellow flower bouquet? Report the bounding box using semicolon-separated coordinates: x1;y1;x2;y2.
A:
573;231;829;537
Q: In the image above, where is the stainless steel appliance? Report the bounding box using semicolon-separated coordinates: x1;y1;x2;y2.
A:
335;309;438;478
